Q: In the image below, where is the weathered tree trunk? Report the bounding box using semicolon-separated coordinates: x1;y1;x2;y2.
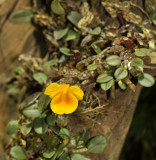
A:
0;0;156;160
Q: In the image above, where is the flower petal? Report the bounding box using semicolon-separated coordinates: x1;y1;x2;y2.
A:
69;86;84;100
50;92;78;114
44;83;61;98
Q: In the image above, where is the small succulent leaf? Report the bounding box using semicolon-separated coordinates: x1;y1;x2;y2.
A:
67;11;82;26
114;67;128;80
60;48;71;56
33;117;48;134
96;73;113;83
118;80;127;90
6;120;18;135
10;146;27;160
33;72;47;84
106;55;121;66
135;48;150;57
87;135;108;153
10;10;33;23
23;103;41;118
47;114;56;126
59;128;70;139
88;27;101;35
43;59;59;67
38;93;51;112
100;79;114;91
54;28;69;40
71;154;87;160
87;64;97;70
130;58;144;67
21;123;33;135
43;151;55;159
138;73;155;87
51;0;65;15
64;30;79;41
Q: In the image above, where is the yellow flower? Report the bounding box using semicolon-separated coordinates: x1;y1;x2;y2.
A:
44;83;84;114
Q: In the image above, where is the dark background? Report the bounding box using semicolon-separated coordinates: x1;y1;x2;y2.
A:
120;84;156;160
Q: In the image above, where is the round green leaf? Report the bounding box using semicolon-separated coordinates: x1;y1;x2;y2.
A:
10;10;33;23
59;128;70;139
51;0;65;15
118;80;127;90
149;11;156;25
88;135;108;153
54;28;69;40
33;72;47;84
87;64;97;70
21;123;32;135
96;73;113;83
33;117;48;134
10;146;26;160
106;55;121;66
38;93;51;112
114;67;128;80
43;59;59;67
6;120;18;135
64;30;79;41
67;11;82;27
138;73;155;87
59;153;69;160
43;151;55;159
100;79;114;91
47;114;56;126
130;58;144;67
23;103;41;118
88;27;101;35
71;154;87;160
135;48;150;57
60;48;71;56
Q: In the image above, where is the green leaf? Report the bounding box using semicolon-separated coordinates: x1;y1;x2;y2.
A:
51;0;65;15
22;92;41;108
21;123;32;135
130;58;144;67
33;117;48;134
87;64;97;70
59;128;70;139
10;146;26;160
96;72;113;83
118;80;127;90
135;48;150;57
71;154;87;160
6;120;18;135
54;28;69;40
43;151;55;159
88;27;101;35
10;10;33;23
38;93;51;112
88;135;108;153
50;125;60;135
7;86;18;94
47;114;56;126
106;55;121;66
138;73;155;87
100;79;114;91
23;103;41;118
64;30;79;41
149;11;156;25
59;153;69;160
114;67;128;80
89;40;105;47
43;59;59;67
60;48;71;56
91;45;101;54
67;11;82;27
81;131;91;142
33;72;47;84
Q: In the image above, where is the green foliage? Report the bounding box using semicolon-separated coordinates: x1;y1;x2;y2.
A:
96;72;113;83
71;154;87;160
60;48;71;56
20;123;33;135
54;28;69;40
6;120;18;135
87;135;108;153
64;30;79;41
51;0;65;15
59;128;71;140
10;10;33;23
106;55;121;66
43;59;59;67
100;79;114;91
43;151;55;159
87;64;97;70
10;146;26;160
130;58;144;67
114;67;128;80
33;72;47;84
88;27;101;35
135;48;150;57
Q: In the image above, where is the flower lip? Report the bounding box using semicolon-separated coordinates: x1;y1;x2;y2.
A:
44;83;84;114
